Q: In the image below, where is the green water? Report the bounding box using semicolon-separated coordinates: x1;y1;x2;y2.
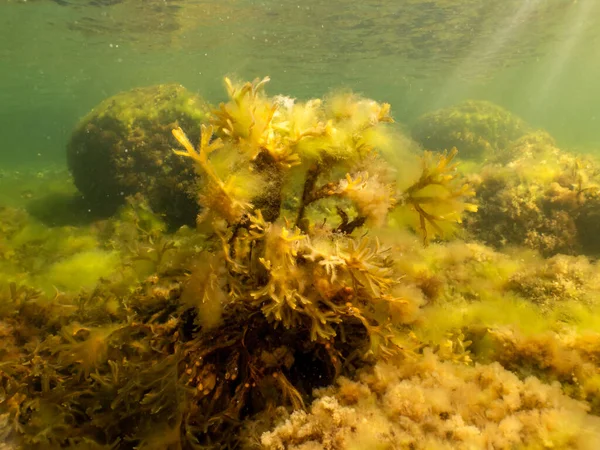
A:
1;0;599;169
5;2;600;449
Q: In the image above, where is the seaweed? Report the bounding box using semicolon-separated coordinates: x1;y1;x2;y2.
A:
162;76;477;445
0;77;478;449
465;132;600;256
400;148;477;244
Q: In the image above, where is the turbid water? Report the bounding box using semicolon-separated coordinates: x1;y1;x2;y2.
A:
3;2;600;449
1;0;599;169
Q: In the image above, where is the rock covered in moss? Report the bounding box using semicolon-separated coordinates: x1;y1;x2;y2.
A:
465;131;600;256
502;129;558;162
67;84;211;228
411;100;531;160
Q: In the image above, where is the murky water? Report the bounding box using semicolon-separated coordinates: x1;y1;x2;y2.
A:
2;0;599;168
3;2;600;449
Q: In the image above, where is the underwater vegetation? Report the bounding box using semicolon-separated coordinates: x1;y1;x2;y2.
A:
4;78;600;449
465;130;600;256
0;200;117;295
411;100;600;256
257;351;600;450
67;84;211;228
0;76;479;449
395;239;600;411
163;76;478;444
248;237;600;449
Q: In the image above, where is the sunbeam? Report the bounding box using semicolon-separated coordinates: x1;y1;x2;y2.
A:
532;0;595;109
434;0;543;107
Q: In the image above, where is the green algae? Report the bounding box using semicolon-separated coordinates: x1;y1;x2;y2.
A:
46;250;120;293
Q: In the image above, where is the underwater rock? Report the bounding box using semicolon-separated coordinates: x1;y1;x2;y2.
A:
67;84;211;228
465;131;600;257
411;100;531;161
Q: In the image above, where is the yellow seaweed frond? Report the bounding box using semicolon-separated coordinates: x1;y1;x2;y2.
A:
263;225;308;269
436;330;473;365
262;136;303;169
213;76;281;162
224;76;270;103
399;148;478;244
247;225;349;340
181;253;229;330
172;124;223;179
55;322;124;379
281;99;330;160
305;235;395;299
326;93;393;126
378;102;394;123
287;93;395;162
172;124;252;224
338;237;395;298
334;172;397;226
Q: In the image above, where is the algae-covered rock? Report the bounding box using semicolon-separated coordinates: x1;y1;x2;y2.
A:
67;84;211;227
411;100;531;160
465;131;600;256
